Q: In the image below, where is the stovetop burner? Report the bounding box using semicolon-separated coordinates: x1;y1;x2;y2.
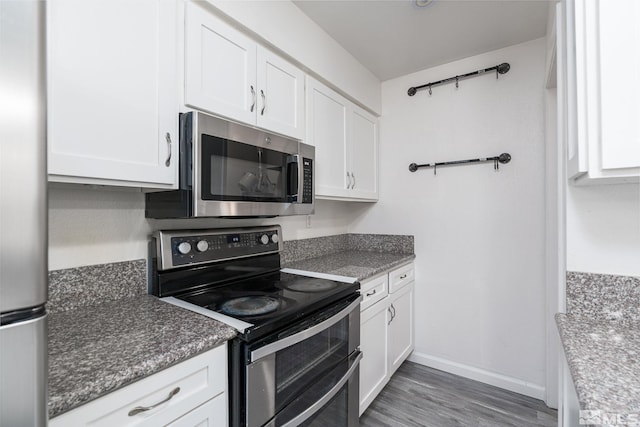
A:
284;278;338;293
220;296;281;316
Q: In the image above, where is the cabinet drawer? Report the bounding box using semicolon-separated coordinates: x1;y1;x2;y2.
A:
389;263;414;294
166;392;227;427
360;273;388;311
50;344;227;427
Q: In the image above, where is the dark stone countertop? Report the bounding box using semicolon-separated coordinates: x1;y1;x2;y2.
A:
556;314;640;415
283;250;416;281
48;295;237;418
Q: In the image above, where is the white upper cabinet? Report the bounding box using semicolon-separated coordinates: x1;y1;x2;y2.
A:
306;77;350;198
349;106;378;199
47;0;178;188
184;2;256;126
306;77;379;201
565;0;640;184
256;47;305;140
184;1;305;140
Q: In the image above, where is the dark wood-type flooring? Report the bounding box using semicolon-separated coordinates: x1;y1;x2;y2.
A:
360;361;557;427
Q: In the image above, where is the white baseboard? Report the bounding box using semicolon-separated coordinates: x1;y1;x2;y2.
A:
408;352;546;401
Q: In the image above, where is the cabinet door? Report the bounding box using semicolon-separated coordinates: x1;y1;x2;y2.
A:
568;0;640;184
306;77;349;198
596;0;640;172
359;300;389;416
47;0;178;187
184;1;257;126
388;283;414;376
349;105;378;200
256;47;305;140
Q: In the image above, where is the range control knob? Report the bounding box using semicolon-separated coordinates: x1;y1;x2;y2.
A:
260;234;270;245
271;234;279;243
177;242;192;255
196;240;209;252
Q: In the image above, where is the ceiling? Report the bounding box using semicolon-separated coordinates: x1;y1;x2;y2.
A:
293;0;550;81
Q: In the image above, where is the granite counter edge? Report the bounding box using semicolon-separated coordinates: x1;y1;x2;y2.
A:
555;313;640;413
49;325;237;418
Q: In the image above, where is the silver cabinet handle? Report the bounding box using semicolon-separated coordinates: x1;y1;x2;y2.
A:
400;274;407;280
260;89;266;115
250;85;256;112
388;304;396;325
128;387;180;416
164;133;172;167
346;172;352;189
365;289;377;297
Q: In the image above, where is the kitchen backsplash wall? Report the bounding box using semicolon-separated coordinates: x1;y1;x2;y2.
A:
566;184;640;277
566;271;640;326
48;259;146;314
48;185;368;270
281;233;414;264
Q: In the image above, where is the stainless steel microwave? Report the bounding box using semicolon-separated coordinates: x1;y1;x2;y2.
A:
146;112;314;218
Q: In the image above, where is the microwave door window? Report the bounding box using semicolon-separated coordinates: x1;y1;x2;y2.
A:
202;135;287;202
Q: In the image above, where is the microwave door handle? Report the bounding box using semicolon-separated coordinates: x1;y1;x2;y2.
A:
263;351;362;427
250;296;362;362
286;154;300;202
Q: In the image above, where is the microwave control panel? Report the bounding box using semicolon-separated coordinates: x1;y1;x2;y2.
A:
302;157;313;204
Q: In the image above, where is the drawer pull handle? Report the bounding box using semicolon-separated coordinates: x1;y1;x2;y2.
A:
400;274;407;279
164;133;172;167
365;289;377;297
128;387;180;416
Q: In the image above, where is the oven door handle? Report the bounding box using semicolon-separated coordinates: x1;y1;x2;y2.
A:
264;351;362;427
250;296;362;363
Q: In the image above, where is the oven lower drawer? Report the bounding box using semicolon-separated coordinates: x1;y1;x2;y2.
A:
264;351;361;427
230;295;361;427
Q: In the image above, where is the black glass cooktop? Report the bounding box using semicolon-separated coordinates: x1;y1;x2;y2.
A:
175;272;359;341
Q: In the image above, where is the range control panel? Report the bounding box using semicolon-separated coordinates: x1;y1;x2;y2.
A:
156;226;281;270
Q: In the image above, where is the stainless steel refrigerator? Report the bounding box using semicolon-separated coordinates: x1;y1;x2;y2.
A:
0;1;48;425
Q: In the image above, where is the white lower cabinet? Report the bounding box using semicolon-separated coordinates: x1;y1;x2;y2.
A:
387;283;415;377
50;344;228;427
166;393;227;427
359;263;415;415
359;292;389;415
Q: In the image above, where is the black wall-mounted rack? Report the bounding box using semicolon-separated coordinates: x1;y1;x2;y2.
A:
407;63;510;97
409;153;512;175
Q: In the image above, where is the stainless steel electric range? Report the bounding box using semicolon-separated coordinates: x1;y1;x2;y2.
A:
149;226;361;427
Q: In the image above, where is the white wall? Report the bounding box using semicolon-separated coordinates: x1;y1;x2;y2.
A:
566;183;640;276
48;186;358;270
349;39;548;398
205;0;381;114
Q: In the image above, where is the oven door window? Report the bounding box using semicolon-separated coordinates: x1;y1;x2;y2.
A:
200;134;292;202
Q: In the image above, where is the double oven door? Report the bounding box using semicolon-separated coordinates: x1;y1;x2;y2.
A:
230;295;362;427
